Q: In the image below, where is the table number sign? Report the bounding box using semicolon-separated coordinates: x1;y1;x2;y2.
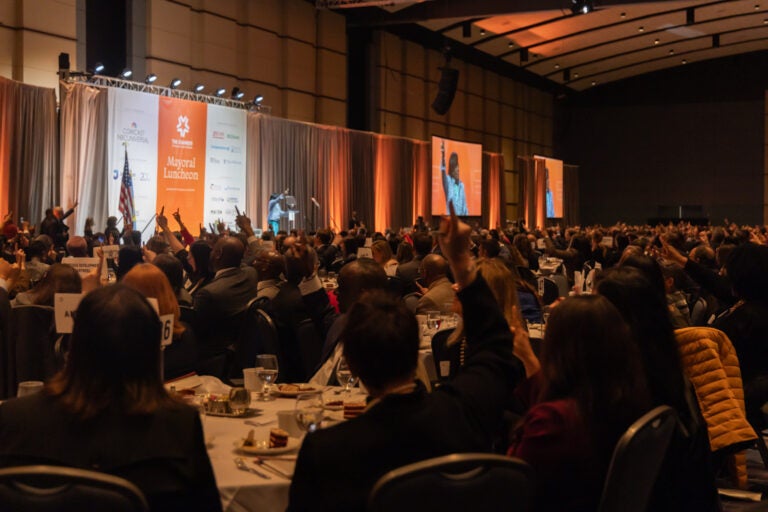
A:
54;293;85;333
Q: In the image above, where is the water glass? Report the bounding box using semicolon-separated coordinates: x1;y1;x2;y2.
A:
256;354;279;401
335;357;358;393
229;387;250;415
295;391;324;433
17;381;43;398
426;310;441;331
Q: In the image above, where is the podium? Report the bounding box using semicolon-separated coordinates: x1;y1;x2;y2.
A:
281;195;300;231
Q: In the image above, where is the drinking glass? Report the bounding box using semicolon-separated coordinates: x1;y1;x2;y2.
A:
229;387;250;415
335;357;358;393
256;354;279;401
295;391;324;433
17;381;43;398
426;310;441;331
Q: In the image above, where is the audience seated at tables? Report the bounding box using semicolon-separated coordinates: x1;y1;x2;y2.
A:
12;263;81;307
509;295;651;512
152;253;193;307
396;231;431;294
122;263;200;380
371;239;398;277
288;209;524;512
0;285;221;512
414;254;454;315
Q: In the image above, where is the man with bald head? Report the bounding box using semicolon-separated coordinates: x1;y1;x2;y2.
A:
415;254;455;315
193;236;258;357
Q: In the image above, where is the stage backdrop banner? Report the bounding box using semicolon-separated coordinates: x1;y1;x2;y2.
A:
107;88;158;235
205;104;246;231
156;96;207;233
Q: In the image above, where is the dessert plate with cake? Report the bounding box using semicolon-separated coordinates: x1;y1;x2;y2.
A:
236;427;301;455
273;384;318;398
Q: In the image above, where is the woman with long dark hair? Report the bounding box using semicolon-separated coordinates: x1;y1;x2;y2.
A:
508;295;650;512
0;285;221;511
595;266;720;512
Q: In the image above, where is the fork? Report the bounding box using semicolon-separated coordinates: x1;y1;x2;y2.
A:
245;419;276;427
234;457;271;479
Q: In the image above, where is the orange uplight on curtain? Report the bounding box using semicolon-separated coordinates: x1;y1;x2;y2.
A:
412;142;430;226
0;78;17;217
373;135;393;233
326;126;350;233
486;153;504;229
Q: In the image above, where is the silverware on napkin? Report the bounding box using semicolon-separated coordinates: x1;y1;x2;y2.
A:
234;457;271;479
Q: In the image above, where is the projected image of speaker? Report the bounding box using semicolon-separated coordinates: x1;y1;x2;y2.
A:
432;66;459;115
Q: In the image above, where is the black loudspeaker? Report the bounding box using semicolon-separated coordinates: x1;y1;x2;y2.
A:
432;67;459;115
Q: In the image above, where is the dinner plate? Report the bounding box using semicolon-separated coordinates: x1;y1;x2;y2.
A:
273;385;320;398
236;437;301;455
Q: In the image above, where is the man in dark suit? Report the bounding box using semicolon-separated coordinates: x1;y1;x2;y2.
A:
396;231;432;295
288;209;524;512
193;237;258;357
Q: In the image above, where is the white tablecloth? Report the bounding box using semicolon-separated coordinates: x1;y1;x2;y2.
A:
204;388;366;512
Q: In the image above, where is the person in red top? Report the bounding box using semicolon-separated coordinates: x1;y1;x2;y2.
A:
509;295;651;512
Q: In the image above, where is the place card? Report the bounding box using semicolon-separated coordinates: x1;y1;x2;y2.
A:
54;293;84;333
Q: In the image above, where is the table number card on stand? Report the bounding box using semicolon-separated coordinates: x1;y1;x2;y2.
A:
54;293;84;333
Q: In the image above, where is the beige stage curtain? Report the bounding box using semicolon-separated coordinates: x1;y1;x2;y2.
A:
0;76;58;225
59;82;109;235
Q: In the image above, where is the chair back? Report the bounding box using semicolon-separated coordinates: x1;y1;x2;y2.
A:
295;318;323;381
430;328;458;384
179;305;197;326
7;306;59;396
537;277;560;306
369;453;534;512
230;300;280;377
598;405;678;512
403;292;421;314
0;465;148;512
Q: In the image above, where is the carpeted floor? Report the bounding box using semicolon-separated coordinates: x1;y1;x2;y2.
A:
721;441;768;512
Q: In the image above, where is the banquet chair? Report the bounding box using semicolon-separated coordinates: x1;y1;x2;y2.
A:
228;300;279;379
516;266;537;286
295;317;323;380
430;328;458;385
368;453;534;512
598;405;678;512
0;465;148;512
403;293;421;314
537;277;559;306
179;305;197;326
7;305;61;397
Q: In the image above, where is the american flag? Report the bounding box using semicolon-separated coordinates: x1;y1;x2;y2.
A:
119;147;136;228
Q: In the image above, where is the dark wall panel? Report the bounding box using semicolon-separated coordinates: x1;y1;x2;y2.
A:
556;51;768;225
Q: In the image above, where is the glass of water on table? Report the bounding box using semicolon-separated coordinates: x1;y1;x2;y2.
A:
336;357;358;393
256;354;279;401
295;391;324;433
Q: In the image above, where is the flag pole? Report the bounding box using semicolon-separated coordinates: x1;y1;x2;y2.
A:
140;213;157;235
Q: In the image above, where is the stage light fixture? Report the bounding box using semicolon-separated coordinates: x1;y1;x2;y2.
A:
145;73;157;84
194;83;205;92
253;95;264;105
94;62;105;74
215;87;226;97
120;68;133;79
232;87;245;100
570;0;593;15
169;78;182;89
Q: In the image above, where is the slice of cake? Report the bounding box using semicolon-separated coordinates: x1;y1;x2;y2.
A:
269;427;289;448
343;402;366;420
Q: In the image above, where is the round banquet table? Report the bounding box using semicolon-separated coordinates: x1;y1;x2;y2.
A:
206;387;367;512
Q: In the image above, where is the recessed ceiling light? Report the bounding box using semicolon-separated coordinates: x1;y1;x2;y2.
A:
669;49;675;55
764;18;768;23
682;59;688;64
755;4;760;10
554;64;560;69
654;39;660;45
574;73;579;78
591;81;597;86
508;41;514;48
480;29;486;35
638;26;645;32
620;12;626;18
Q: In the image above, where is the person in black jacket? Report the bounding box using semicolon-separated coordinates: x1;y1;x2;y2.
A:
288;205;524;512
0;285;221;512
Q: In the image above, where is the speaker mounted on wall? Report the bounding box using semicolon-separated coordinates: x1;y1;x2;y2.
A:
432;66;459;115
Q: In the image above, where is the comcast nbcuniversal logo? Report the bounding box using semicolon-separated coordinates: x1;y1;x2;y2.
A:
176;115;190;138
